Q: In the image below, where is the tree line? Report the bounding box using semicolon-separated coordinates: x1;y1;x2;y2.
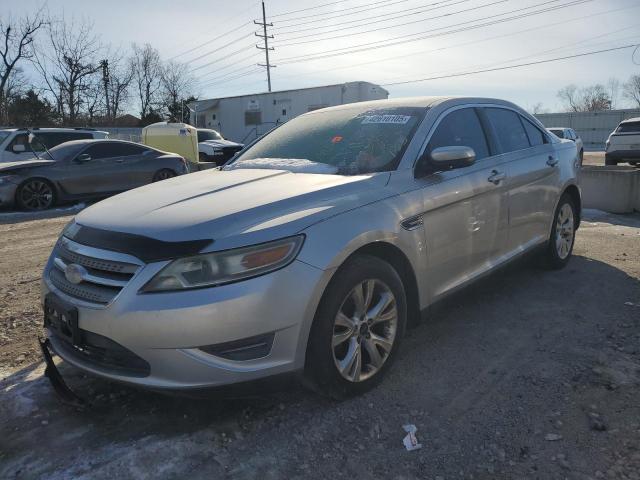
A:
529;76;640;114
0;8;197;127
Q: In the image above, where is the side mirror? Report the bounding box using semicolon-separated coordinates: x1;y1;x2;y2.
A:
429;146;476;171
12;144;26;153
75;153;92;163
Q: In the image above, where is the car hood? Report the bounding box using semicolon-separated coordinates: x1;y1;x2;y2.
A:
199;139;244;148
75;169;392;251
0;158;55;173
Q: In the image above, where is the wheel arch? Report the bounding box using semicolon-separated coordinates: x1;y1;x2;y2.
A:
563;183;581;229
332;241;421;327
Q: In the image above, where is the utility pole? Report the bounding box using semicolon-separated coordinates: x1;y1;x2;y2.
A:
254;1;274;92
100;60;110;121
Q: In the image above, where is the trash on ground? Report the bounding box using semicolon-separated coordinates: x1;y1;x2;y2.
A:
402;424;422;451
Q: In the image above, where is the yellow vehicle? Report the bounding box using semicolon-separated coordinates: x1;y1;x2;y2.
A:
141;122;203;170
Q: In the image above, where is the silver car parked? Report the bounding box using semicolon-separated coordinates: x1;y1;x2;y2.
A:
41;97;580;397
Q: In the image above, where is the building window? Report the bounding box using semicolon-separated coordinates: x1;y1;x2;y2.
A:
282;109;287;116
245;111;262;126
211;113;216;120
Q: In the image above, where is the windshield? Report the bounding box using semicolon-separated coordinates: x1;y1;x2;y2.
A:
549;129;564;138
227;106;427;175
198;129;223;142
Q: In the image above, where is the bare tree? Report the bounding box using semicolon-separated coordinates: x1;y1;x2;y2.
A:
130;43;162;119
161;60;195;121
557;84;611;112
580;84;611;112
530;102;546;115
33;17;102;125
557;84;580;112
0;7;47;123
623;74;640;109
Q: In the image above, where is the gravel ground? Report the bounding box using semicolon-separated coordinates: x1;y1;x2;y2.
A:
0;208;639;480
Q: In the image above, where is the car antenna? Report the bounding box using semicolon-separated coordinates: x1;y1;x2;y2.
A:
26;129;54;160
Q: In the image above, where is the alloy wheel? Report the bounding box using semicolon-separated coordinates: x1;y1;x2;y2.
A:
555;203;574;259
332;279;398;382
19;180;53;210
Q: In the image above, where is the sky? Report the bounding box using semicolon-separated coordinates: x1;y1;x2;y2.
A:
5;0;640;113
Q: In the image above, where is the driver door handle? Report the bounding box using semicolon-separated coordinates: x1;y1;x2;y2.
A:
546;155;558;167
487;170;505;184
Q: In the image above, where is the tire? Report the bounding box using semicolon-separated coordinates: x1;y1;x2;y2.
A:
16;179;55;211
605;154;617;166
579;149;584;164
542;193;577;270
304;254;407;399
199;152;208;162
152;169;176;182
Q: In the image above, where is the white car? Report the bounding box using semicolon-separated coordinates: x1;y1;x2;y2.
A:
197;129;244;166
547;128;583;163
0;128;108;163
605;117;640;166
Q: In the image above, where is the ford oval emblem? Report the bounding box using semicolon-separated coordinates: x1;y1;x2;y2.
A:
65;263;87;285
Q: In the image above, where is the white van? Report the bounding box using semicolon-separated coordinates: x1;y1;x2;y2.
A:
0;128;109;163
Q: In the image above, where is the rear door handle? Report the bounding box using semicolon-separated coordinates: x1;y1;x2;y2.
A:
487;170;505;184
546;155;558;167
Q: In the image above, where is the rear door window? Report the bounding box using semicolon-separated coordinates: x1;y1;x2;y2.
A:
427;108;490;161
83;143;127;160
521;118;546;146
485;108;530;153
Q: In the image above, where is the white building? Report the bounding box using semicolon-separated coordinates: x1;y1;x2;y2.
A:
189;81;389;143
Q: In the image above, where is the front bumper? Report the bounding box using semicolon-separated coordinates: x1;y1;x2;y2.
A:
42;245;329;390
0;182;17;207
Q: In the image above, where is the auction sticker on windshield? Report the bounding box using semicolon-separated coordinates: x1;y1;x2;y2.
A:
361;115;412;125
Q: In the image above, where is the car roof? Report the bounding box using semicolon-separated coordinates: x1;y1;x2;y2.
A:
301;96;527;116
53;139;142;147
620;117;640;124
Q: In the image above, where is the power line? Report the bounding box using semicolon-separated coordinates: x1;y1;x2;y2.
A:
199;67;265;90
196;52;262;81
276;0;592;64
276;0;506;47
272;3;640;80
273;0;408;26
270;0;351;18
275;0;467;37
381;44;638;86
190;42;257;72
168;2;259;60
183;32;254;65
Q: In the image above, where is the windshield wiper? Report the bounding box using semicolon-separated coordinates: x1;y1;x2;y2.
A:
26;129;55;160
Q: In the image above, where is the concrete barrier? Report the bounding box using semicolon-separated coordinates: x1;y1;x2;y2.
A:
579;166;640;214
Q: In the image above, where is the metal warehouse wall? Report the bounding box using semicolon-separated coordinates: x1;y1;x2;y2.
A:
535;109;640;151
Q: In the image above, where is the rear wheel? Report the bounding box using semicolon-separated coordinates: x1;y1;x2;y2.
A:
152;169;176;182
16;179;55;210
605;154;617;166
305;255;407;398
542;193;576;270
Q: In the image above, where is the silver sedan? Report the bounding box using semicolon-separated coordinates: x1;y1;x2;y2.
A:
41;97;580;397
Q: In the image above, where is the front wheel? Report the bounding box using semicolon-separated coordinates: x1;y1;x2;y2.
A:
542;193;576;269
16;179;55;210
605;154;617;166
305;255;407;398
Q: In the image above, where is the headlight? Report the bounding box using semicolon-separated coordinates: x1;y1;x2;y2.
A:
141;235;304;292
0;174;20;185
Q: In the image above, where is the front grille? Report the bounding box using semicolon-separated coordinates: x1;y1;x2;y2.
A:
51;329;150;377
48;239;140;306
